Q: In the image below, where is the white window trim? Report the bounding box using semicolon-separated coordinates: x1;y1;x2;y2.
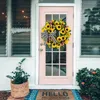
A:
7;0;12;56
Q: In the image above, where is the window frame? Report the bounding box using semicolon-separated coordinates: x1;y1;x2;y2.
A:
0;0;32;57
80;0;100;58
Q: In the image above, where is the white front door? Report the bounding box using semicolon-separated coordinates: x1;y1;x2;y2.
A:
39;6;74;84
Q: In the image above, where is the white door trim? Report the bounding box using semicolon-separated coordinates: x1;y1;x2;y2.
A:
35;0;81;86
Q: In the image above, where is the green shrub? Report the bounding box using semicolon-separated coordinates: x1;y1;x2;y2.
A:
76;68;100;100
6;58;30;84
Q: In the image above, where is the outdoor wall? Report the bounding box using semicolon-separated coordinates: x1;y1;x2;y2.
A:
0;0;100;90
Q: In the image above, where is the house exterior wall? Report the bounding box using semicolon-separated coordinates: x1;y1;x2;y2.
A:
0;0;100;90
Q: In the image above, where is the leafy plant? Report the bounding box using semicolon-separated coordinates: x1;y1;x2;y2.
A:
6;58;30;84
76;68;100;100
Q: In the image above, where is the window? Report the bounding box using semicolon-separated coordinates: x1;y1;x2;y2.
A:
0;0;6;55
11;0;31;56
0;0;31;56
81;0;100;56
39;0;74;3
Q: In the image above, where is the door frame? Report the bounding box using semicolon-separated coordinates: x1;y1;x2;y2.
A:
36;3;76;85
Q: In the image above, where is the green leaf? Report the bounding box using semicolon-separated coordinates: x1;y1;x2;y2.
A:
6;75;13;79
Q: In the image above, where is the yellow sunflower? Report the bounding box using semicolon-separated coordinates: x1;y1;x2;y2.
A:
61;36;66;41
54;21;59;25
56;43;61;49
48;28;55;34
52;43;56;48
65;26;71;32
65;40;69;44
59;20;65;26
60;28;65;35
45;23;50;30
66;32;71;38
57;36;62;42
41;27;46;33
46;42;51;48
56;25;62;31
51;20;55;23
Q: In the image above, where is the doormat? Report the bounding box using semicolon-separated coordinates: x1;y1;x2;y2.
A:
25;89;82;100
36;90;74;100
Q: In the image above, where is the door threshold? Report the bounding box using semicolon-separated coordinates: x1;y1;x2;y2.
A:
29;85;79;89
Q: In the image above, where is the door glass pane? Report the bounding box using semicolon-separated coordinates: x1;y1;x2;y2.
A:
46;65;52;76
46;46;51;51
60;14;66;22
46;52;52;63
53;52;59;63
60;65;66;76
60;52;66;63
39;0;74;3
46;14;52;22
53;14;59;21
53;65;59;76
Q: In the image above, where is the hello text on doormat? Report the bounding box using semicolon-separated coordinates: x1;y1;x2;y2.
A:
41;91;69;100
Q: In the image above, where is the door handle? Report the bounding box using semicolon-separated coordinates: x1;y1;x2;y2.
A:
40;43;44;46
39;48;43;51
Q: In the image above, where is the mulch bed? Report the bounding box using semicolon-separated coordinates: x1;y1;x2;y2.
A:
0;91;10;100
81;94;91;100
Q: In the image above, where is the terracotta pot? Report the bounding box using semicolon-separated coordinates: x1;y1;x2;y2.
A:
11;81;29;98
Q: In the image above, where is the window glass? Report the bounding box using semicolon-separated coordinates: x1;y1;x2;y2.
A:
12;0;31;28
11;0;31;56
12;32;30;56
81;0;100;55
0;0;6;55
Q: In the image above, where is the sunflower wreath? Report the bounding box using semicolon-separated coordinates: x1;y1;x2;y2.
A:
41;19;71;49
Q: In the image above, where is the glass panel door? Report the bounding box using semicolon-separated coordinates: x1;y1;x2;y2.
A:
39;7;74;84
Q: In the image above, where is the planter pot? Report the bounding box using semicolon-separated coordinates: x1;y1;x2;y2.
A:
11;81;29;98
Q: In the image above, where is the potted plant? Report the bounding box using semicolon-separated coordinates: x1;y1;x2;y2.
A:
7;58;30;98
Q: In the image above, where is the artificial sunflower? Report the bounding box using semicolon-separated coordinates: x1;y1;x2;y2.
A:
41;27;46;33
54;21;59;25
56;25;61;31
46;42;51;48
65;26;71;32
60;19;65;26
57;36;62;42
45;23;50;30
65;40;69;44
48;28;55;34
66;32;71;38
60;28;65;35
52;43;56;48
56;43;61;49
61;36;66;41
